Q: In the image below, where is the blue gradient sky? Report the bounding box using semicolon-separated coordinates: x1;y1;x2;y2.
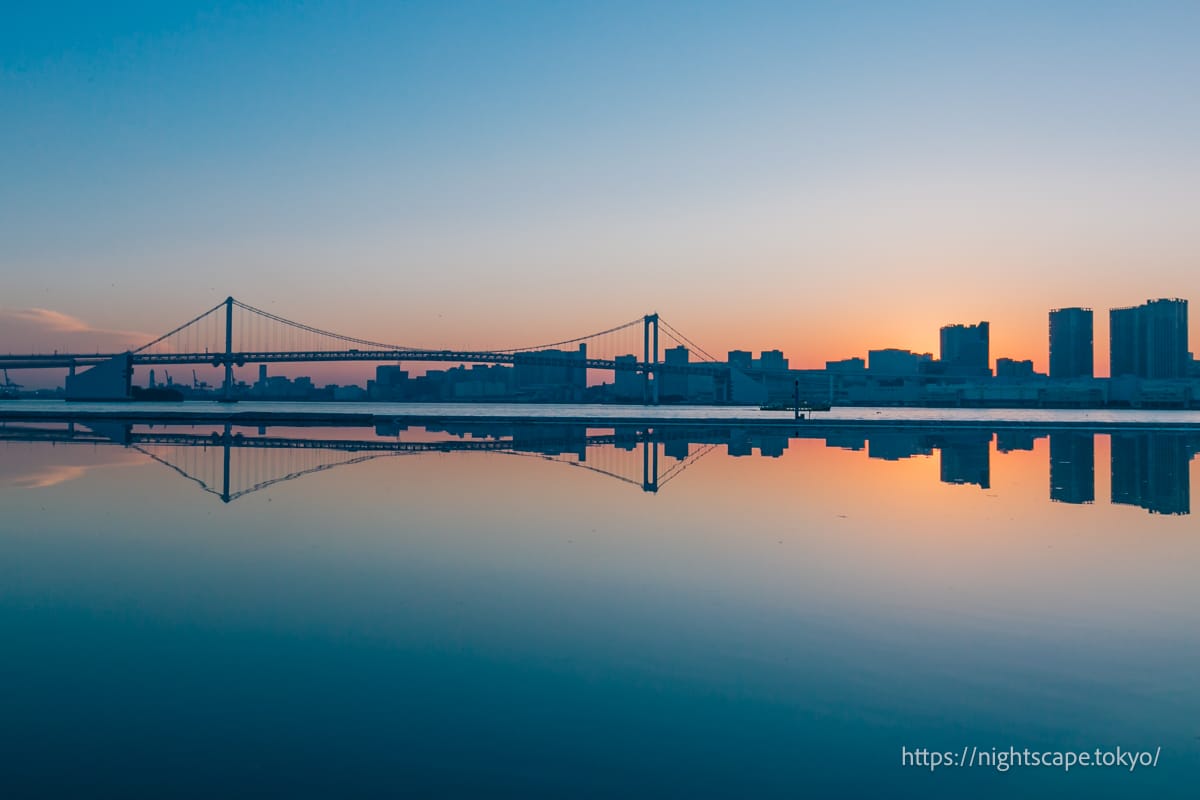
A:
2;1;1198;375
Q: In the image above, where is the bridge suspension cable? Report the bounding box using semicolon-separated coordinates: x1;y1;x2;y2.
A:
658;317;719;362
657;442;718;488
491;317;645;354
132;296;655;359
231;300;421;352
132;300;226;353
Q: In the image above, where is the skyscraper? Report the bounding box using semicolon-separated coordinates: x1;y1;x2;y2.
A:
1109;299;1188;379
1142;298;1189;379
1109;305;1140;378
939;322;990;377
1048;307;1093;379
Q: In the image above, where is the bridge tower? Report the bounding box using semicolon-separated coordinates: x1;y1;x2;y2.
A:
643;313;659;405
222;296;234;402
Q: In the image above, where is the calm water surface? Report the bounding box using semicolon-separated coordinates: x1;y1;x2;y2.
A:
8;398;1200;424
1;417;1198;797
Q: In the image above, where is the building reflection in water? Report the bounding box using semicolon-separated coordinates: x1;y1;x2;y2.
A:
859;430;991;489
864;432;933;461
931;431;992;489
995;430;1042;453
1049;432;1095;505
2;418;1198;516
1110;432;1191;515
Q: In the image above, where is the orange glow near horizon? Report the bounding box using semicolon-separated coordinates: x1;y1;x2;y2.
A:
5;294;1190;388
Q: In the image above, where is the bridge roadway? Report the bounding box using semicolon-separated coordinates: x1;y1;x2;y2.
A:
0;349;734;376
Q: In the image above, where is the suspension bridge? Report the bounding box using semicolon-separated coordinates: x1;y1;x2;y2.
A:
0;297;745;403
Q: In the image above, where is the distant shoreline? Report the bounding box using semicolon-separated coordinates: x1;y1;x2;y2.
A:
2;404;1199;431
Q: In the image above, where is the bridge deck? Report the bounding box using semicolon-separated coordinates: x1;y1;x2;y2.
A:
0;349;736;376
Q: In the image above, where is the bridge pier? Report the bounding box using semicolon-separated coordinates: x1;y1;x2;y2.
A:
64;353;133;401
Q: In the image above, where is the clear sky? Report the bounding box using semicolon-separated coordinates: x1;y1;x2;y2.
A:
3;0;1198;379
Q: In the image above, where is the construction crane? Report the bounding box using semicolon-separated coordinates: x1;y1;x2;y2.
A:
2;369;22;397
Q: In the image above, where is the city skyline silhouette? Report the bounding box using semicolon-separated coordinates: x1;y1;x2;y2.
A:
1;292;1194;398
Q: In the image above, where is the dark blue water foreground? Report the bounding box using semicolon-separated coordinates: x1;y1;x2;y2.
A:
1;417;1198;797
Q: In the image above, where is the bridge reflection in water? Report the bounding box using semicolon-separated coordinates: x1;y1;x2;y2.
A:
1;418;1198;515
0;419;730;502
